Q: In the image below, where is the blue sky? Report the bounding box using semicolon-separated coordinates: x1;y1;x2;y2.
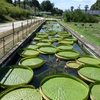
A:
38;0;97;11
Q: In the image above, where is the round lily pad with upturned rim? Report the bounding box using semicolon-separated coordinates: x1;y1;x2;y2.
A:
36;34;48;38
33;37;42;41
0;65;33;88
55;50;80;60
64;37;78;42
26;44;39;49
56;43;73;50
78;64;100;82
66;61;82;69
0;85;42;100
20;49;39;57
77;56;100;65
19;57;44;69
36;42;51;46
41;38;53;43
58;40;74;45
38;46;58;54
40;74;89;100
90;84;100;100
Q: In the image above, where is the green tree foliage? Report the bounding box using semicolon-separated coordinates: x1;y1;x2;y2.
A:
63;9;99;23
0;0;30;20
90;0;100;10
40;0;54;12
52;7;63;15
6;0;12;4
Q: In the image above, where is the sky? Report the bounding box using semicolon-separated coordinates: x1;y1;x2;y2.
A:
38;0;97;11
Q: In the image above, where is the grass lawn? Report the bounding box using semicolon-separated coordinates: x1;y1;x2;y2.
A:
63;21;100;46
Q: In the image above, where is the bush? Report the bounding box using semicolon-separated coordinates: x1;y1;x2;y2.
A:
62;9;99;23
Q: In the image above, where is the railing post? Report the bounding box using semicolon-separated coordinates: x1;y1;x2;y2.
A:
21;22;23;39
12;23;14;46
2;37;5;55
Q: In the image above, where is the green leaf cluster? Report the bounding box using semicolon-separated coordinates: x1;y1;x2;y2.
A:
0;0;30;20
63;9;99;23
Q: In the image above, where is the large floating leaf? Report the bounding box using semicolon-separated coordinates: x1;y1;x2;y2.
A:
66;61;81;69
19;57;44;69
90;84;100;100
33;37;42;41
0;85;42;100
36;34;48;38
21;49;39;57
64;37;78;42
56;44;73;50
26;44;39;49
77;56;100;65
40;74;89;100
41;38;53;43
78;64;100;82
55;50;80;60
59;40;74;45
0;65;33;88
36;42;51;46
38;46;58;54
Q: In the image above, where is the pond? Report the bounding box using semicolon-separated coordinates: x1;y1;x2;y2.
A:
0;20;99;100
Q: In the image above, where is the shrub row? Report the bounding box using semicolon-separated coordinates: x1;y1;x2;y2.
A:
63;9;99;23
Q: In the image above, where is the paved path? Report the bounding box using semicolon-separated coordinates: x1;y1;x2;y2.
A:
0;19;34;33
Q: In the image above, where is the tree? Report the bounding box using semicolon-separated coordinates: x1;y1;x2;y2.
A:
84;5;89;13
71;6;74;12
90;0;100;10
23;0;27;9
40;0;54;12
6;0;12;4
14;0;17;6
18;0;20;7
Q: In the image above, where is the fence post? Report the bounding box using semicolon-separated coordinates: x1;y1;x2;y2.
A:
12;23;15;46
21;22;23;39
2;37;5;55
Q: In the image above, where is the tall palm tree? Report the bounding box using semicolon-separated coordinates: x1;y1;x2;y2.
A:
18;0;20;7
84;5;89;13
71;6;74;11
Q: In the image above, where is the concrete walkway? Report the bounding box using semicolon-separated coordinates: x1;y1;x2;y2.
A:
0;19;33;33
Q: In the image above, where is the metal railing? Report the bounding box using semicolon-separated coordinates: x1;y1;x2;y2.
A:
0;18;43;59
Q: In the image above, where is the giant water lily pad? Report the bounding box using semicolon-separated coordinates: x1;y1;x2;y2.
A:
55;50;80;60
33;37;42;41
64;37;78;42
0;85;42;100
59;40;74;45
56;44;73;50
90;84;100;100
41;38;53;43
36;42;51;46
66;61;81;69
21;49;39;57
78;64;100;82
36;34;48;38
26;44;39;49
0;65;33;88
50;37;62;41
40;74;89;100
77;56;100;65
19;57;44;69
38;46;58;54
